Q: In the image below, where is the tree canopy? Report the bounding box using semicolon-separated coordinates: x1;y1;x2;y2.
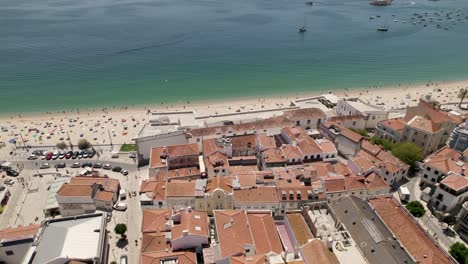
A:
77;139;91;150
56;141;67;150
114;223;127;238
450;242;468;264
391;142;423;170
405;201;426;218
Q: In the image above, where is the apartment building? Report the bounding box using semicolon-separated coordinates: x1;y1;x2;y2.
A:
431;173;468;213
56;176;120;216
419;147;465;189
375;118;406;143
336;98;389;129
449;121;468;152
454;201;468;242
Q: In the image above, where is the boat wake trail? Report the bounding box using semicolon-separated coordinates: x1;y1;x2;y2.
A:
107;34;192;56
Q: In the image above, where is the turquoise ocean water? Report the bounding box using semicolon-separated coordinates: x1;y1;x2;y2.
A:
1;0;468;114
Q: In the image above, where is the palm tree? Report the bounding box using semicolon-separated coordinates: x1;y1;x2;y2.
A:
458;88;468;108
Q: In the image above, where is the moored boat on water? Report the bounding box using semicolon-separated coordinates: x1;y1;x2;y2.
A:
370;0;392;6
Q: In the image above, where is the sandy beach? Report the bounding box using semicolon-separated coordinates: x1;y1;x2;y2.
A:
0;79;466;154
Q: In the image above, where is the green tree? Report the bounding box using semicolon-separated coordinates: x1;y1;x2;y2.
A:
459;88;468;108
114;223;127;238
110;262;117;264
405;201;426;218
350;128;369;137
450;242;468;264
391;142;423;171
56;141;67;150
369;137;394;151
77;139;91;150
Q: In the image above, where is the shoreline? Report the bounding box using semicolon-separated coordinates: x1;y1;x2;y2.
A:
1;78;467;122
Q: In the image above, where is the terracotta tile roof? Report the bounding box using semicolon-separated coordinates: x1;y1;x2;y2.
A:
378;118;406;132
364;173;390;190
202;138;225;155
297;137;322;155
440;174;468;192
247;213;283;254
322;176;346;193
167;143;199;157
369;196;452;264
257;133;276;151
285;213;313;246
262;148;286;163
328;114;365;122
156;167;200;180
231;135;257;149
140;178;166;201
0;224;40;242
69;176;119;193
141;233;170;253
281;145;303;160
214;210;255;258
228;165;259;177
376;150;410;170
189;116;293;137
405;99;461;126
282;127;309;141
316;139;337;154
57;184;93;197
300;239;339;264
345;177;366;191
351;157;376;172
172;210;209;240
428;147;462;161
141;251;197;264
236;174;257;187
165;181;196;197
95;191;114;202
141;209;173;233
332;162;354;176
361;140;382;156
231;254;266;264
234;186;279;203
338;125;363;143
407;116;440;133
149;147;166;168
356;149;380;164
425;156;468;175
284;108;326;120
204;151;229;169
206;176;233;194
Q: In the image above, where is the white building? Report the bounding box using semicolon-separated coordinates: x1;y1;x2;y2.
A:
431;173;468;213
419;147;465;189
336;98;389;129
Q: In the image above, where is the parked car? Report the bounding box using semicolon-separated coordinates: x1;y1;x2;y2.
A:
113;202;127;211
40;163;51;169
4;179;14;186
6;169;19;177
27;154;38;160
92;163;102;169
111;154;119;159
106;212;112;222
120;254;127;264
88;150;96;158
82;151;89;158
40;154;47;160
58;152;65;159
52;151;59;160
65;151;73;159
54;163;66;168
71;162;81;168
103;164;112;170
112;166;122;172
129;153;136;159
121;169;128;176
72;151;79;159
46;152;53;160
81;162;93;168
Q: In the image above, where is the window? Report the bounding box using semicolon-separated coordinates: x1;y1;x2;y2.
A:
6;251;14;256
196;138;200;142
415;131;418;135
423;174;428;178
318;118;322;123
427;167;431;172
372;116;376;120
434;170;439;175
296;121;300;126
431;178;436;182
353;121;356;126
307;120;311;124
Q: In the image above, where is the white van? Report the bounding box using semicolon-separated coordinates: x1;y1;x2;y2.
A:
119;189;126;200
113;202;127;211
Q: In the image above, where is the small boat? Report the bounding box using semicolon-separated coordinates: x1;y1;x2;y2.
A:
370;16;375;19
305;1;313;5
298;26;307;33
377;26;388;31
